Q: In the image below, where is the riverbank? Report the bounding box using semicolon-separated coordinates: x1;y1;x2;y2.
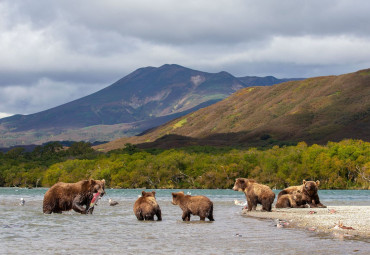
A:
241;206;370;240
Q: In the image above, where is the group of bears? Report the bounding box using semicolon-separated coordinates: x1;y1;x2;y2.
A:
232;178;326;212
42;177;326;221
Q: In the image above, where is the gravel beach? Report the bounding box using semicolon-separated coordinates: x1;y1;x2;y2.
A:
241;206;370;240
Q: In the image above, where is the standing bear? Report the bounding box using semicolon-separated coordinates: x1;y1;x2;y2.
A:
133;191;162;221
232;178;275;212
275;190;308;208
277;180;326;208
171;191;214;221
43;179;106;214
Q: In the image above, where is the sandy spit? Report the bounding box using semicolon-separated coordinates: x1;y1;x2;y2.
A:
241;206;370;239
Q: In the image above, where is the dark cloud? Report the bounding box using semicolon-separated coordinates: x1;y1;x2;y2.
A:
0;0;369;116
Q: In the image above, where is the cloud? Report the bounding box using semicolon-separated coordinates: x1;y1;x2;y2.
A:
0;112;13;119
0;78;105;115
0;0;369;115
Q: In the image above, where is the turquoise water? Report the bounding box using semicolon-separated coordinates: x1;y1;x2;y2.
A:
1;188;369;254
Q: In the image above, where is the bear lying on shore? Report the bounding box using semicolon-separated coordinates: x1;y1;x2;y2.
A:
171;191;214;221
133;191;162;221
275;190;308;208
277;180;326;208
43;179;106;214
232;178;275;211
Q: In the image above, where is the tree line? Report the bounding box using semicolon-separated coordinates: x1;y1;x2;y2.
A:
0;139;369;189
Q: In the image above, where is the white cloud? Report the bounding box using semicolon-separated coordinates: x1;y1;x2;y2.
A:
0;112;13;119
0;78;105;115
0;0;369;114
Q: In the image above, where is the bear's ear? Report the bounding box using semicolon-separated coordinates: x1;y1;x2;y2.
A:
142;191;146;196
316;180;320;186
303;180;306;185
172;193;176;197
179;191;184;194
89;179;96;185
152;191;156;196
239;179;245;183
101;179;105;184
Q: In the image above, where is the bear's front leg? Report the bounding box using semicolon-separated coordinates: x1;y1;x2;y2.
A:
313;197;326;208
246;198;253;211
156;208;162;221
307;196;326;208
182;210;190;221
72;196;87;214
86;206;94;214
316;203;326;208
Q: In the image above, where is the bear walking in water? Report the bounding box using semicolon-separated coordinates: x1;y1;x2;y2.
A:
171;191;214;221
277;180;326;208
133;191;162;221
43;179;105;214
232;178;275;212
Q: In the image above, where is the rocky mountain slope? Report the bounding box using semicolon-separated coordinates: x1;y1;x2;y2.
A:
95;69;370;151
0;64;296;147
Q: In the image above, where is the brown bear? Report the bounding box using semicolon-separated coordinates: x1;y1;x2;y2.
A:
277;180;326;208
171;191;214;221
133;191;162;221
43;179;106;214
275;190;308;208
232;178;275;211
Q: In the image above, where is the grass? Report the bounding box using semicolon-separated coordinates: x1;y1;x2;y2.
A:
173;118;187;129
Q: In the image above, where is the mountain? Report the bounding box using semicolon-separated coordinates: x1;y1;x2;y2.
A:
237;76;302;86
95;69;370;151
0;64;297;147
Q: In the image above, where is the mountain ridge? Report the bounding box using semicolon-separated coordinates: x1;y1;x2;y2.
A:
95;68;370;151
0;64;298;147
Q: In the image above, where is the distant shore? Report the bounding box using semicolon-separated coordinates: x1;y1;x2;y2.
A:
242;206;370;240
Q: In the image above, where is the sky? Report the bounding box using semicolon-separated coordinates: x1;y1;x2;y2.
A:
1;0;370;118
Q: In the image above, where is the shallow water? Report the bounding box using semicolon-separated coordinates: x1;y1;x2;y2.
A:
1;188;369;255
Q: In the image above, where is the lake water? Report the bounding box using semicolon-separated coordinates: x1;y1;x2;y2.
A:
1;188;369;255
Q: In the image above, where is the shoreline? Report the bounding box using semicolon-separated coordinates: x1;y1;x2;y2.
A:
241;206;370;240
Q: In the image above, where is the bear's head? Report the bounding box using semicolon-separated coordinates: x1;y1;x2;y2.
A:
89;179;106;196
171;191;185;205
141;191;156;198
302;180;319;196
232;178;255;192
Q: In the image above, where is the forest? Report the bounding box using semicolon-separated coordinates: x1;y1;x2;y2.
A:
0;139;369;189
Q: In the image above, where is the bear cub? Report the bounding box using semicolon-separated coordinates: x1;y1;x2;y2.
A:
233;178;275;212
275;190;308;208
133;191;162;221
171;191;214;221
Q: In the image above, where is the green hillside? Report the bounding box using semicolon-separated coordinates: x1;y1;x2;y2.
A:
96;69;370;151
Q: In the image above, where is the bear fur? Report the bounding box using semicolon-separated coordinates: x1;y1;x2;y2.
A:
171;191;214;221
277;180;326;208
232;178;275;211
275;190;308;208
133;191;162;221
43;179;106;214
